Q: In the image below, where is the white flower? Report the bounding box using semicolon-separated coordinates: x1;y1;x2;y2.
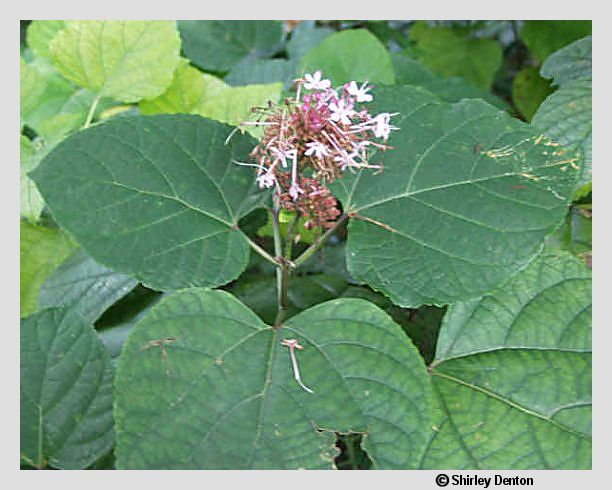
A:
347;81;373;103
370;112;398;140
270;146;297;168
303;71;331;91
329;99;356;125
289;183;304;200
257;172;276;189
304;141;330;160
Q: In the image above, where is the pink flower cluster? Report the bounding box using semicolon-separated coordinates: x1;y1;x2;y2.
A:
236;70;398;228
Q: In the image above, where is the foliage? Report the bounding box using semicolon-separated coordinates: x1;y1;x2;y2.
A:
20;20;592;470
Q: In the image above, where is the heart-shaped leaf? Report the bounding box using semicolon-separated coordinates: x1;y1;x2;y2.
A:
422;253;591;469
533;37;592;192
50;21;181;103
21;307;115;469
178;20;284;73
541;36;592;86
332;85;579;307
409;22;503;90
114;289;431;469
299;29;395;85
520;21;591;62
38;249;138;323
31;114;267;291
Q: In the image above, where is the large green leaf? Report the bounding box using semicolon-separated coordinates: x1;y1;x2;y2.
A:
31;115;266;291
300;29;395;85
21;307;115;469
50;21;181;103
541;36;592;86
331;85;579;307
38;249;138;323
533;36;592;193
20;222;77;317
409;22;503;90
115;289;431;469
532;80;591;190
520;21;592;62
178;20;284;72
422;253;591;469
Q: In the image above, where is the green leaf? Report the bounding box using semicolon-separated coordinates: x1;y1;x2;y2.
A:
286;21;334;61
541;36;592;86
20;57;47;124
26;20;67;59
139;60;210;114
230;273;349;324
392;52;509;111
20;136;45;222
139;65;282;135
512;66;555;121
332;85;580;307
115;289;431;469
31;114;267;291
20;221;77;317
197;82;283;131
257;209;317;245
178;20;284;72
225;57;297;87
20;307;115;469
520;21;592;62
300;29;395;85
38;249;138;323
422;253;591;469
50;21;181;102
532;80;591;189
409;22;502;90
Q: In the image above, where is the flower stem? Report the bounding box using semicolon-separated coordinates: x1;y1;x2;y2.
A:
273;196;290;327
244;235;279;266
83;95;101;129
292;213;348;268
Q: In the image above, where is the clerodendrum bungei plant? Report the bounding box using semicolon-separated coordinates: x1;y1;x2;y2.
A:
22;20;591;471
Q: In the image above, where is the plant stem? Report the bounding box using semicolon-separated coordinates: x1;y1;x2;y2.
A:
83;95;101;129
244;235;279;266
273;196;290;327
292;213;348;268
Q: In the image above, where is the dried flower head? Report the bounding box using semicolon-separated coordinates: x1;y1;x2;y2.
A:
233;71;399;229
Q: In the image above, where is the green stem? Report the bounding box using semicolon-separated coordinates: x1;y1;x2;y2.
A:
272;197;289;327
292;213;348;268
83;95;101;129
244;235;278;266
284;213;300;261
